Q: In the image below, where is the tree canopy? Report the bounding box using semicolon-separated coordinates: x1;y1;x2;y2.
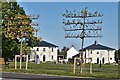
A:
115;49;120;63
61;46;69;59
2;1;39;60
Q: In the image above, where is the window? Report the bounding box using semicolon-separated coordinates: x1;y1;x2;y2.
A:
110;58;112;60
91;51;92;54
36;55;39;58
97;57;99;64
36;48;39;51
52;48;54;52
97;51;99;54
51;55;54;60
43;48;46;51
102;57;104;64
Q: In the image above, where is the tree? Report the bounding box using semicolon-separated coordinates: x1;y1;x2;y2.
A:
28;36;40;47
0;1;2;57
115;49;120;63
115;50;119;63
2;2;34;40
118;49;120;60
61;46;69;59
1;1;36;61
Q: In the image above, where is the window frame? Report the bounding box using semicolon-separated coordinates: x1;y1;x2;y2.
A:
97;51;99;54
91;50;92;54
36;48;39;51
51;55;54;60
110;58;112;60
43;48;46;52
52;48;54;52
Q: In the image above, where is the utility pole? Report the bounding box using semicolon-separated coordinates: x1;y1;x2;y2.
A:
62;7;103;73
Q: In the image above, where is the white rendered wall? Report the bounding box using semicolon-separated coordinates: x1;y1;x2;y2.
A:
83;50;115;64
30;47;58;62
67;47;79;61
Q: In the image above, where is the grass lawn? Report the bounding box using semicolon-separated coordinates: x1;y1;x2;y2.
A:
1;62;119;79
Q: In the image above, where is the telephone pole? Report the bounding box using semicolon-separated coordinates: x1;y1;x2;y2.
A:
62;7;103;73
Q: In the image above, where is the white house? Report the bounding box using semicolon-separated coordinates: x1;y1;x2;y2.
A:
67;46;79;61
29;39;58;63
74;41;116;64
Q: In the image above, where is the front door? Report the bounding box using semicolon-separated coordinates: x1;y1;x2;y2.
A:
36;55;40;64
102;57;104;64
97;58;99;64
43;55;45;62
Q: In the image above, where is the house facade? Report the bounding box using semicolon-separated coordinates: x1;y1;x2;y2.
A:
29;40;58;63
75;41;116;64
67;46;79;61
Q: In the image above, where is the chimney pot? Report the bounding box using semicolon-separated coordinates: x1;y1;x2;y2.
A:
94;40;98;45
40;38;42;42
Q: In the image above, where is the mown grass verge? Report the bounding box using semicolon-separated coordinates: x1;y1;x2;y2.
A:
1;62;119;79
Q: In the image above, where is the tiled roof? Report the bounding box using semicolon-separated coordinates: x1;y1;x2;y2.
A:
80;42;115;51
73;43;115;58
38;41;58;47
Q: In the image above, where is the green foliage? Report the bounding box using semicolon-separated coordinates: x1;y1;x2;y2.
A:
61;46;69;58
2;36;20;59
81;7;88;16
1;1;39;60
115;50;118;63
0;2;2;46
115;49;120;63
2;2;34;40
118;49;120;60
31;37;40;47
2;2;24;59
22;43;30;55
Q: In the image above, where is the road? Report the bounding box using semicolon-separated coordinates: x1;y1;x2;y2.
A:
1;72;108;80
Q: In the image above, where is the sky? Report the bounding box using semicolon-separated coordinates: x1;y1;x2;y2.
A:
16;0;119;2
17;2;118;50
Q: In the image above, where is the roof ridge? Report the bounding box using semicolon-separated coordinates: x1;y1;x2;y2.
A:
38;40;58;47
80;43;115;51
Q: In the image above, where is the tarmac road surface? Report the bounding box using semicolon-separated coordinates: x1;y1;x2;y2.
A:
1;72;109;80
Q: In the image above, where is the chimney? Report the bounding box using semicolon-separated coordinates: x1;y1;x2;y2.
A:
94;40;98;45
40;37;42;42
72;44;74;47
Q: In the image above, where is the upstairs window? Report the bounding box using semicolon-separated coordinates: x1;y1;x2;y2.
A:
43;48;46;52
91;51;92;54
110;58;112;60
52;48;54;52
97;51;99;54
36;48;39;51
